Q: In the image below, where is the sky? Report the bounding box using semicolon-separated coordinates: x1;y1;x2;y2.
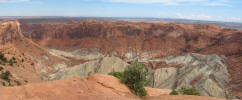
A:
0;0;242;22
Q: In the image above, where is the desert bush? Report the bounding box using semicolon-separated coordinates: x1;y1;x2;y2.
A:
108;61;150;97
121;61;150;97
2;82;5;86
0;53;7;63
9;57;17;66
8;83;13;87
21;59;24;62
11;57;16;61
14;80;21;86
108;72;124;80
9;60;13;66
0;66;3;71
170;90;179;95
178;87;200;96
0;70;12;82
24;80;28;83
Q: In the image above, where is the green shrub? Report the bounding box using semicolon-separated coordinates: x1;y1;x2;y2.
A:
178;87;200;96
8;83;13;87
108;61;150;97
185;38;191;43
24;80;28;83
14;80;21;86
9;57;17;66
0;70;12;82
170;90;179;95
2;82;5;86
0;53;7;63
0;66;3;71
9;60;13;66
11;57;16;61
121;61;150;97
108;72;124;80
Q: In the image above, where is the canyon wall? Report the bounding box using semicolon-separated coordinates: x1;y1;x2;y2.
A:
21;21;242;98
1;20;240;99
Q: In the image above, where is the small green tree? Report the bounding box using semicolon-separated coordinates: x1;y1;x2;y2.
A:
108;61;150;97
170;90;179;95
121;61;150;97
178;87;200;96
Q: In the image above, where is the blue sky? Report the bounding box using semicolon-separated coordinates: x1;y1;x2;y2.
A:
0;0;242;22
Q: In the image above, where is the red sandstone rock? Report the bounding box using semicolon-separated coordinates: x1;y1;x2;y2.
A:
0;74;235;100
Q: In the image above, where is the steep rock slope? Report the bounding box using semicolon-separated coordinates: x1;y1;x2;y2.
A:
0;20;61;67
0;20;62;86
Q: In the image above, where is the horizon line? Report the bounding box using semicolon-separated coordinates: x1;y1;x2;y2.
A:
0;16;242;24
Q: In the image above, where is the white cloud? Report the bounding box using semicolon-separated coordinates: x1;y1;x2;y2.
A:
176;13;241;22
228;17;241;21
176;13;212;20
204;0;230;6
0;0;29;3
102;0;229;6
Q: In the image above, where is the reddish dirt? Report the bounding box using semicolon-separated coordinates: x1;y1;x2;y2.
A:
145;95;235;100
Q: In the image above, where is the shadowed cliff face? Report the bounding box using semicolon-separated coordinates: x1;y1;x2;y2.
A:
21;21;241;57
21;21;242;98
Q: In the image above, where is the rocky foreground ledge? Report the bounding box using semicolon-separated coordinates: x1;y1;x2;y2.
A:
0;74;237;100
